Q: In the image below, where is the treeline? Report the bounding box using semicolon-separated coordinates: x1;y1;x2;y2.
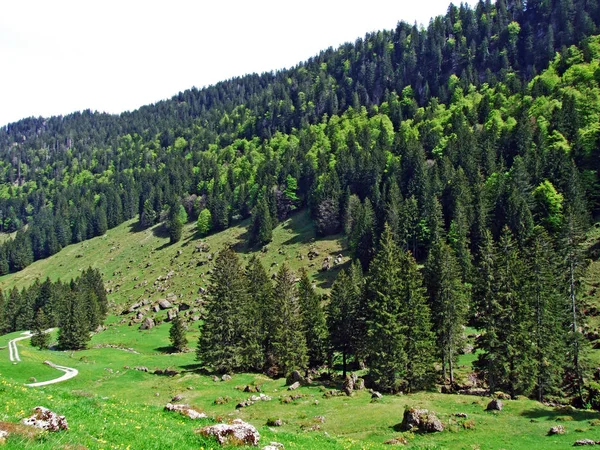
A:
199;213;588;404
0;267;107;350
1;0;600;274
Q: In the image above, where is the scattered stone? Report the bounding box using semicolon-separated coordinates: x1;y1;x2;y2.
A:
140;317;155;330
249;394;272;402
267;418;283;427
286;370;306;386
164;403;207;420
486;399;503;411
167;309;177;321
288;382;301;391
21;407;68;432
574;439;597;446
134;366;149;372
262;442;284;450
400;408;444;433
371;391;383;399
236;401;255;409
384;437;408;445
198;419;260;446
172;394;184;402
28;377;37;383
212;376;219;382
454;413;469;418
0;429;8;441
213;396;232;405
244;385;259;393
313;416;325;423
221;374;232;382
323;389;343;399
548;425;565;435
158;299;173;309
342;375;354;396
355;378;365;390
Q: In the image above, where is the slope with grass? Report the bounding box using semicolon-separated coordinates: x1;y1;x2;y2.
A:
1;214;600;449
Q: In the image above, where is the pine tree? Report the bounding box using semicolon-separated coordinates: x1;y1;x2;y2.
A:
58;290;90;350
270;264;308;376
167;203;186;244
349;198;376;271
364;225;406;392
424;239;469;386
30;309;50;350
169;314;188;352
197;247;248;373
298;268;328;368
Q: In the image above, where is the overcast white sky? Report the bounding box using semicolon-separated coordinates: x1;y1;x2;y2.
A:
0;0;465;127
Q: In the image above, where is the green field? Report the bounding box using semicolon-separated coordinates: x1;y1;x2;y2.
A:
1;214;600;449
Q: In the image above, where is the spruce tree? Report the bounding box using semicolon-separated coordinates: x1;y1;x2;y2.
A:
298;268;328;368
364;225;406;392
197;247;248;373
270;264;308;376
526;227;566;401
58;290;91;350
169;314;188;352
401;249;436;392
424;239;469;386
327;268;360;377
30;309;50;350
245;256;273;369
250;196;273;246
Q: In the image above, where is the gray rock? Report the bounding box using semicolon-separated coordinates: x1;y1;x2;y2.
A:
342;375;354;396
166;309;177;321
288;381;301;391
22;406;68;432
574;439;597;446
401;408;443;433
158;299;172;309
548;425;565;435
263;443;285;450
371;391;383;399
486;399;503;411
140;318;155;330
221;374;232;382
164;403;206;419
199;419;260;446
286;370;305;385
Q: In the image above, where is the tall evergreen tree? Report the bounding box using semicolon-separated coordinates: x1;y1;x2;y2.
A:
424;239;469;386
169;314;188;352
58;289;91;350
270;264;308;376
249;196;273;246
30;309;50;350
197;247;248;373
364;225;406;392
245;256;273;369
298;268;328;368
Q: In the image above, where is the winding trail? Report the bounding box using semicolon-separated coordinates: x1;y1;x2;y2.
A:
7;329;79;387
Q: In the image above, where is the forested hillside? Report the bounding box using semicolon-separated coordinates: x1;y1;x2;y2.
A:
1;0;600;405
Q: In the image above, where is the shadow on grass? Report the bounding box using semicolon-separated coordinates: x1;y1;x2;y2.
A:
312;260;350;290
152;223;170;239
520;407;599;421
127;220;146;233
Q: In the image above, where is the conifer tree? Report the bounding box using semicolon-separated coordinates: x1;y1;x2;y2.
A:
327;268;361;377
58;289;90;350
245;256;273;368
197;247;248;373
364;225;406;392
270;264;308;376
30;309;50;350
349;198;376;271
169;314;188;352
298;268;328;368
250;196;273;246
526;227;566;401
424;239;469;386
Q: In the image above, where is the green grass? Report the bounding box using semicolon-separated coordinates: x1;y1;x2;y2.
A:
2;215;600;448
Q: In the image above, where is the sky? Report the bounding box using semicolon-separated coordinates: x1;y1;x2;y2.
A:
0;0;467;127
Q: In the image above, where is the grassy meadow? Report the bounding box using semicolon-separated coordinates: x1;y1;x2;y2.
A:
1;213;600;449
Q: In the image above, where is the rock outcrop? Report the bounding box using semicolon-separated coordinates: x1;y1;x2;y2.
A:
198;419;260;446
21;407;68;432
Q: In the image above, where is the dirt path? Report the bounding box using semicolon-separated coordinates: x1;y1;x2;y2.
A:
7;329;79;386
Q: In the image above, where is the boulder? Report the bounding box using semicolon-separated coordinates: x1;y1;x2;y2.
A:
262;443;284;450
171;394;184;402
221;374;232;382
574;439;597;446
153;304;160;313
140;318;155;330
236;401;254;409
288;382;301;391
454;413;469;418
198;419;260;446
158;299;172;310
167;309;177;321
249;394;271;402
400;408;443;433
342;375;354;396
486;399;503;411
355;378;365;390
548;425;565;435
22;406;68;432
267;418;283;427
371;391;383;399
164;403;207;420
286;370;305;386
0;429;8;440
